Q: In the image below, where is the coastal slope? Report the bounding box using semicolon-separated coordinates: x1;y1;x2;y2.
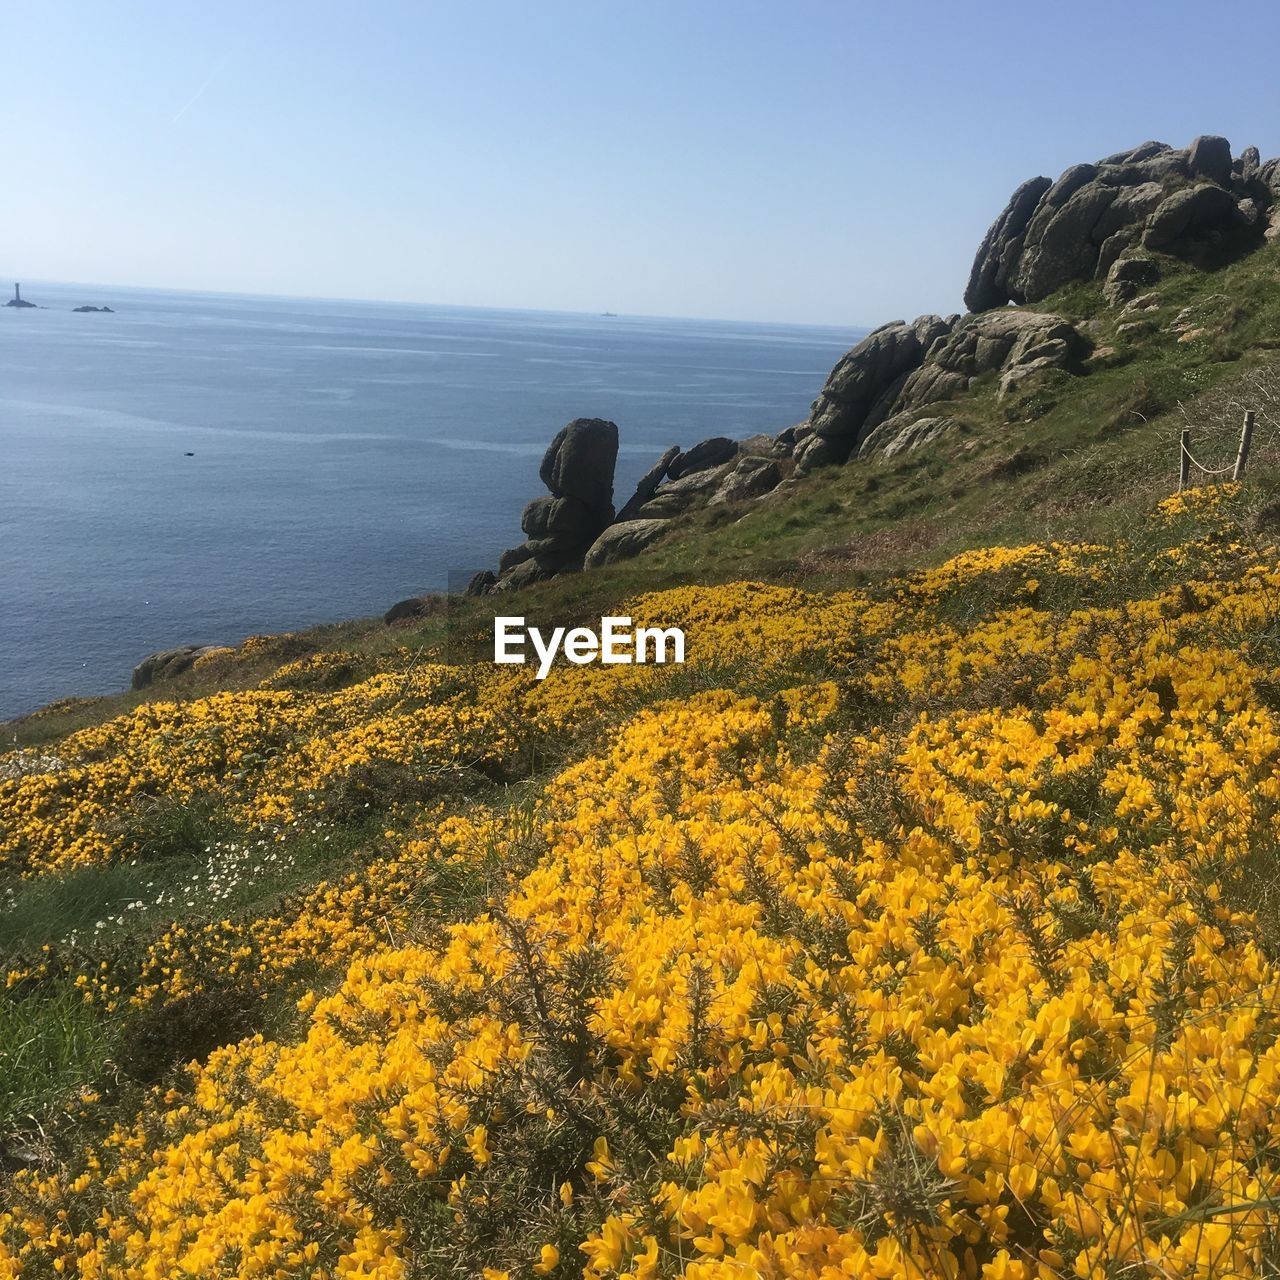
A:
5;135;1280;1278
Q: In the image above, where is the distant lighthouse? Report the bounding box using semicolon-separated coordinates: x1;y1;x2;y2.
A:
5;282;35;308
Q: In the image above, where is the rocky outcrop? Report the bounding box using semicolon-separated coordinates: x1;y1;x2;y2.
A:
1188;134;1232;184
584;519;672;568
1142;183;1239;250
708;455;781;504
465;419;795;591
383;596;445;625
475;419;620;593
669;437;737;478
965;177;1054;316
786;133;1276;475
467;416;796;589
131;645;220;690
965;136;1273;310
797;315;955;469
792;433;846;473
798;308;1086;473
905;310;1085;406
631;441;787;518
444;132;1280;597
635;461;735;518
1007;166;1118;303
771;424;810;457
385;598;427;625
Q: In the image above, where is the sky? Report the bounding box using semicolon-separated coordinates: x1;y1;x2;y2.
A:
4;0;1280;325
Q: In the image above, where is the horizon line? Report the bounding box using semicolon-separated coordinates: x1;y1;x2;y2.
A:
6;273;873;334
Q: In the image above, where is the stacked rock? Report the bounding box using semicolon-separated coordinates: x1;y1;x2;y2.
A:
476;418;619;592
465;422;797;588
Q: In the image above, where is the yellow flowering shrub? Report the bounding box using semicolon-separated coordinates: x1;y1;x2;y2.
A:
191;646;237;670
4;507;1280;1278
1156;481;1241;521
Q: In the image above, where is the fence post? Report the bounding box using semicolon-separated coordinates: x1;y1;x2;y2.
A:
1232;411;1255;482
1179;428;1190;490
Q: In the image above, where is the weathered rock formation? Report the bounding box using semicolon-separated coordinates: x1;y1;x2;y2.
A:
538;418;618;511
631;463;730;519
584;519;673;568
796;308;1087;469
964;177;1054;317
616;445;681;521
965;136;1274;312
794;134;1279;470
131;644;220;690
478;419;619;592
709;455;781;504
859;415;960;461
796;315;956;469
625;435;786;521
669;437;737;479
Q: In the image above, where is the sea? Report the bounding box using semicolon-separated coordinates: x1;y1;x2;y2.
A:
0;281;861;721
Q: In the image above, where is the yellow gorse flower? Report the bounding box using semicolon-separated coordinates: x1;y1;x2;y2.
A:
4;501;1280;1278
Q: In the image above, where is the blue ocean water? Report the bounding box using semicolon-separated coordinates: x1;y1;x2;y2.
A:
0;281;860;720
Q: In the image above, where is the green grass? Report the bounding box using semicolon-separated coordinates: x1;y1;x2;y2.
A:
0;858;195;955
105;792;230;865
0;813;394;1158
0;980;115;1156
0;814;379;961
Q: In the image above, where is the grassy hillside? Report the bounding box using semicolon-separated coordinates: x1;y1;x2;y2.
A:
5;477;1280;1276
5;242;1280;1277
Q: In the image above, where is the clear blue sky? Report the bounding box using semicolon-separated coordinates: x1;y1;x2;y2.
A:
5;0;1280;324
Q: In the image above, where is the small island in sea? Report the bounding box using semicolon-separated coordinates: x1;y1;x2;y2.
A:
3;283;113;311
